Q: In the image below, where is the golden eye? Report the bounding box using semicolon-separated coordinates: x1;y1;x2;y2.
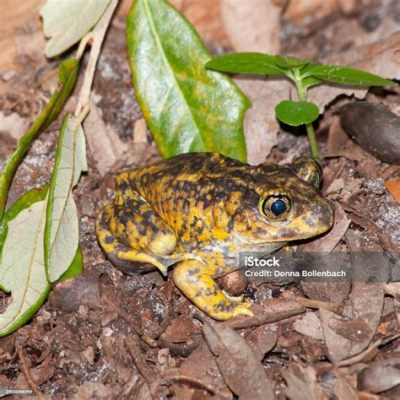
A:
259;194;291;219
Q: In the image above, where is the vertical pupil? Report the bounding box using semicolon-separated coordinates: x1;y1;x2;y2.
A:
270;199;286;216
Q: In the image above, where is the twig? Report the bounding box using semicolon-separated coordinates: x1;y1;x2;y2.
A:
74;0;119;117
335;334;400;367
17;345;43;398
125;336;155;398
158;374;232;399
222;301;305;330
282;292;343;314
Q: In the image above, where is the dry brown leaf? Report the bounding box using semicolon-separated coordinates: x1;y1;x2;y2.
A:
0;0;45;73
84;101;128;176
170;0;230;47
283;0;358;24
0;111;29;140
169;343;231;399
203;321;275;400
245;325;277;361
293;312;324;340
333;375;358;400
283;364;322;400
220;0;282;53
235;78;286;164
319;231;389;363
358;360;400;393
385;180;400;204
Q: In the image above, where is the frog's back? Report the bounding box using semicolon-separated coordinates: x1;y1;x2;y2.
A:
132;152;243;182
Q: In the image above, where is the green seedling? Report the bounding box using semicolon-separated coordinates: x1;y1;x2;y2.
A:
206;52;395;159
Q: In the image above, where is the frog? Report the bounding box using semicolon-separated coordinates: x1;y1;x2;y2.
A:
96;152;334;320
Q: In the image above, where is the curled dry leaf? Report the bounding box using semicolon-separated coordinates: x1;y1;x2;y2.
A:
221;0;282;53
358;360;400;393
203;321;275;400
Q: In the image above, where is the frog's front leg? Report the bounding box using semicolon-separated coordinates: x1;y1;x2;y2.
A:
96;177;178;276
173;260;253;320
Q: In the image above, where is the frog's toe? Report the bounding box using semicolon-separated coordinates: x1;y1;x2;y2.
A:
207;300;253;320
231;301;254;318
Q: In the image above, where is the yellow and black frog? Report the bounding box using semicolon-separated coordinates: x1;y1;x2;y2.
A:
96;153;334;320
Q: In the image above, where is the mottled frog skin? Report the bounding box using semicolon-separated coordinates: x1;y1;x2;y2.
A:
96;153;334;320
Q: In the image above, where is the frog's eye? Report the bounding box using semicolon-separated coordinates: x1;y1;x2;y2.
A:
259;195;291;220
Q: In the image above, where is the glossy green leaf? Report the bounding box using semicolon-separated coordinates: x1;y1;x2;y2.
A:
0;188;50;336
302;76;322;90
44;59;80;129
58;247;83;282
274;55;309;69
275;100;320;126
303;64;395;86
206;53;309;75
45;115;87;283
40;0;111;58
206;52;286;75
127;0;249;162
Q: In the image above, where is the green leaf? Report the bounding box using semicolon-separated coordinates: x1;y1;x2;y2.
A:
303;64;395;86
58;247;83;282
274;55;309;69
0;58;79;222
275;100;320;126
0;186;48;262
206;53;309;75
206;52;286;75
40;0;111;58
127;0;249;162
302;76;322;90
0;189;50;336
45;115;87;283
44;59;80;129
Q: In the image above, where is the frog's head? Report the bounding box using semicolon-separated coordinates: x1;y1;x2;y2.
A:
227;158;334;244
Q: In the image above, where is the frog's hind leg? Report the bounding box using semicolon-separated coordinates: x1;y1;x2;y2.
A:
173;260;253;320
96;185;178;276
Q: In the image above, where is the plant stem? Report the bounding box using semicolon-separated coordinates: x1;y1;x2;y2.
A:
75;0;119;117
305;123;320;159
292;71;320;159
